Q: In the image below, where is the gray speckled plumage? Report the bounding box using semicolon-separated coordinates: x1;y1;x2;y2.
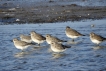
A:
65;26;85;41
90;32;106;44
30;31;46;45
50;42;71;53
66;26;84;36
13;38;33;50
20;34;32;43
46;34;67;44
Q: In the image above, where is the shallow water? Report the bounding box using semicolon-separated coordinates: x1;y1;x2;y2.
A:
0;19;106;71
0;0;106;7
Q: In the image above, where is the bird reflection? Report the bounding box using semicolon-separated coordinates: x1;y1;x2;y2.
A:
48;47;53;53
14;51;33;58
67;40;82;45
32;45;48;50
52;53;67;59
92;45;106;50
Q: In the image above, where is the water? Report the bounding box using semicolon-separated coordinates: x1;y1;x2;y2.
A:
0;0;106;7
0;19;106;71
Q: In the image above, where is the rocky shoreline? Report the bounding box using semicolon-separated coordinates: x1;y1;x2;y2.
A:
0;3;106;24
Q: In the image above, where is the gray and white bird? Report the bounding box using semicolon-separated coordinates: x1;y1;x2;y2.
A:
50;42;71;53
20;34;32;43
46;34;67;44
30;31;46;46
65;26;85;41
90;32;106;45
13;38;33;51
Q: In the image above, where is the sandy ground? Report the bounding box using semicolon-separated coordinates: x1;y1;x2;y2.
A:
0;0;106;24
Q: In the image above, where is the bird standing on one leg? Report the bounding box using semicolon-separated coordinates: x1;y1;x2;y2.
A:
65;26;85;42
30;31;46;46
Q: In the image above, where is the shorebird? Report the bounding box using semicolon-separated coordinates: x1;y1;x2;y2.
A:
30;31;46;46
50;42;71;53
90;32;106;45
91;24;95;27
20;34;32;43
46;34;67;44
13;38;33;51
65;26;85;41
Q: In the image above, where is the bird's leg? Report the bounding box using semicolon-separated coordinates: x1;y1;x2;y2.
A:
21;50;24;52
96;44;100;46
72;39;74;42
38;44;40;46
95;43;99;47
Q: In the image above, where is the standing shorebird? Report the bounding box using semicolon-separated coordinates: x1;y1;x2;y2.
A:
46;34;67;44
90;32;106;45
30;31;46;46
91;24;95;27
50;42;71;53
65;26;85;41
20;34;32;43
13;38;33;51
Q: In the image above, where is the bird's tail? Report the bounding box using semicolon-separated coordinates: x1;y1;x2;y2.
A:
63;40;67;42
82;34;86;36
104;38;106;41
60;40;67;43
28;43;36;47
63;45;71;48
30;42;37;45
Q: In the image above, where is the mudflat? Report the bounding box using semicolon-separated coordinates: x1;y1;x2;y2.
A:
0;0;106;24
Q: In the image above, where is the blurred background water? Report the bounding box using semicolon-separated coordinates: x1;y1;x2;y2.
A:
0;0;106;7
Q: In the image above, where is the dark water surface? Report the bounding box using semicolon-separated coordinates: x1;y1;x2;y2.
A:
0;0;106;6
0;19;106;71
